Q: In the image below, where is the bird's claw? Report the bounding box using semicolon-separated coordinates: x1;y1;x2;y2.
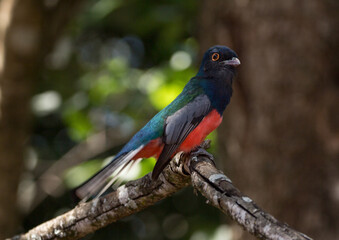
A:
200;139;211;149
190;147;214;161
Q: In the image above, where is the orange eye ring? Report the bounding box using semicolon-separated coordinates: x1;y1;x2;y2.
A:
211;53;220;61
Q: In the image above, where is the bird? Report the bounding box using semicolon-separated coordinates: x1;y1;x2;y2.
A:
73;45;240;201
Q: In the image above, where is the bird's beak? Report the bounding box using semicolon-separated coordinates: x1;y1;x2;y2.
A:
222;57;241;67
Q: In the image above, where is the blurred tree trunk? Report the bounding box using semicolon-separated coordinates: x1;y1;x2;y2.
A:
0;1;43;238
0;0;83;238
199;0;339;239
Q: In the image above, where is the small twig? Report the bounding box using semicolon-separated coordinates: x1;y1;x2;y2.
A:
11;142;312;240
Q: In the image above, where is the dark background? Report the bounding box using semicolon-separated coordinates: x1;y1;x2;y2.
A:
0;0;338;239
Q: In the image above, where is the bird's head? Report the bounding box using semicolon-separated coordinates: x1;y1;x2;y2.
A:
198;45;240;77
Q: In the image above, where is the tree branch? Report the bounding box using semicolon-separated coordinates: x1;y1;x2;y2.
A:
188;155;312;240
11;153;190;240
11;142;313;240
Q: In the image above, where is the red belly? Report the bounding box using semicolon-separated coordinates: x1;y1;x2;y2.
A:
133;109;222;159
178;109;222;152
133;138;163;159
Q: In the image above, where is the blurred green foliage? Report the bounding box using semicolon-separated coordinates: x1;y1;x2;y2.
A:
25;0;226;239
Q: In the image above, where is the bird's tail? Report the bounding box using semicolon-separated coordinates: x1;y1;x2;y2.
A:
72;146;143;201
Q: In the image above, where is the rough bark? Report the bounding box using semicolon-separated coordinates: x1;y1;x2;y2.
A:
10;147;312;240
189;156;311;240
0;0;84;238
199;0;339;239
11;152;191;240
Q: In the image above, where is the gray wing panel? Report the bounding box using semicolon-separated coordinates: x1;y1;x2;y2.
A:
164;94;211;144
152;94;211;179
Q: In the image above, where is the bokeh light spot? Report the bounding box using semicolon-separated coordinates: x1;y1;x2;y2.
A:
170;51;192;70
31;91;61;116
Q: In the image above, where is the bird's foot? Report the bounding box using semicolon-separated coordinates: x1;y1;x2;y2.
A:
200;139;211;150
182;143;214;175
184;147;216;173
190;147;214;161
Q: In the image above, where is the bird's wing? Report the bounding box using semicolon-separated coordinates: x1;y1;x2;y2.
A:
152;94;211;179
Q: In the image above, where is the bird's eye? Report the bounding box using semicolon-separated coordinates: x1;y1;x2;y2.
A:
211;53;220;61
